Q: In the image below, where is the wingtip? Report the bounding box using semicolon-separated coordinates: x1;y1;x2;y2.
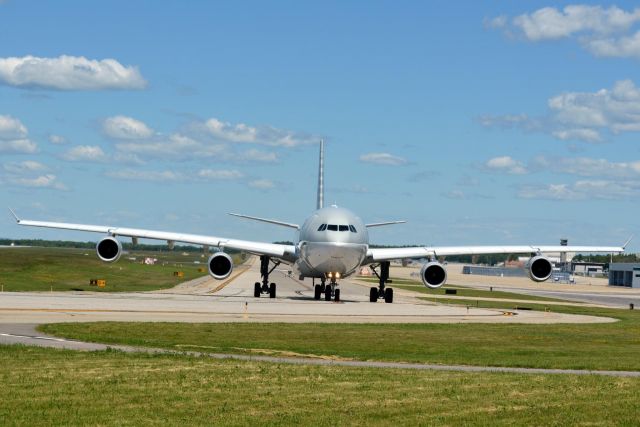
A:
622;235;634;250
8;207;20;223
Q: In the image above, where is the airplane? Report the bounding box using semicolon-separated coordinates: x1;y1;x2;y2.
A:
9;141;630;303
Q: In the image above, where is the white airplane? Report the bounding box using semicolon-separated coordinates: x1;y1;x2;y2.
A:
9;141;629;303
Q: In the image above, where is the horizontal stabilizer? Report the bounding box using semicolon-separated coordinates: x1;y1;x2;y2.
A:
365;220;406;228
228;213;299;230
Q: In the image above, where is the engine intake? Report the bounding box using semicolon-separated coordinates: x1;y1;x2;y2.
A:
96;236;122;263
208;252;233;280
527;255;553;282
420;261;447;289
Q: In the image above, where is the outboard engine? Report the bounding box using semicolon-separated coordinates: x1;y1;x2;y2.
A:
420;261;447;289
208;252;233;280
527;255;553;282
96;236;122;263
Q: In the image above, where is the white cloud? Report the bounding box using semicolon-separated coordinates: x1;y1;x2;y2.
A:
248;179;275;189
441;190;466;200
359;152;408;166
0;115;37;153
0;115;27;139
511;5;640;41
518;180;640;200
0;55;147;90
48;134;66;144
106;169;184;182
62;145;108;162
197;169;244;180
9;174;67;190
3;160;46;174
484;156;528;174
114;133;224;160
103;115;154;140
490;5;640;59
202;118;318;147
237;149;278;163
1;160;66;190
481;80;640;143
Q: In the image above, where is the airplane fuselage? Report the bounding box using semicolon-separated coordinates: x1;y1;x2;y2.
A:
293;205;369;279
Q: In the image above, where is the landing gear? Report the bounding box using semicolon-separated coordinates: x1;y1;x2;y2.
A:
254;255;280;298
313;277;327;300
323;278;340;302
369;261;394;303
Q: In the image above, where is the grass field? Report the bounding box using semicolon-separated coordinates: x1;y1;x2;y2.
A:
1;345;639;426
0;247;211;292
42;303;640;371
359;277;564;302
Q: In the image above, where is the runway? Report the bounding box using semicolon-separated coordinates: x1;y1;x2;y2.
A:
0;258;615;325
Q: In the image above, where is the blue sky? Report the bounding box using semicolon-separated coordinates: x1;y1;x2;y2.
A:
0;1;638;251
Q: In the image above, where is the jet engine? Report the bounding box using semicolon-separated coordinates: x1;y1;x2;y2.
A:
420;261;447;289
96;236;122;263
208;252;233;280
527;255;553;282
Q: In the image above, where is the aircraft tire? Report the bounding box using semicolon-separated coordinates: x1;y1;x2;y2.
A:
369;287;378;302
334;289;340;302
254;282;261;298
314;284;321;300
384;288;393;304
269;282;276;298
325;287;332;301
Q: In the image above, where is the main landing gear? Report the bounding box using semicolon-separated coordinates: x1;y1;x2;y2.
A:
254;255;280;299
369;261;393;303
313;276;340;302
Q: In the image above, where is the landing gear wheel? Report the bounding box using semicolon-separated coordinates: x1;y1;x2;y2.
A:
325;287;332;301
334;289;340;302
384;288;393;303
314;284;322;300
369;287;378;302
254;282;261;298
269;283;276;299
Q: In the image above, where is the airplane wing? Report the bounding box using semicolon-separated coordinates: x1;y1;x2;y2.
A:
366;243;627;263
10;210;297;262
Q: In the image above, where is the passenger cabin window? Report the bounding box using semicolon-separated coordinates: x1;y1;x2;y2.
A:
317;224;327;231
327;224;338;231
349;225;357;233
339;225;349;232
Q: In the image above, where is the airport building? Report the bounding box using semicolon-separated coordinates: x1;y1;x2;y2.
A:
609;263;640;288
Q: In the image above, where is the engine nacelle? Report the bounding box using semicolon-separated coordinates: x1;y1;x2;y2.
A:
420;261;447;289
208;252;233;280
96;236;122;263
527;255;553;282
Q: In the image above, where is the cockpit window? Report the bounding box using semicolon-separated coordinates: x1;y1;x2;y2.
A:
339;225;349;232
317;224;327;231
349;225;357;233
327;224;338;231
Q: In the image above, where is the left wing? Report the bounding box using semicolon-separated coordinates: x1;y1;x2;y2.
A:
10;210;297;262
366;243;627;263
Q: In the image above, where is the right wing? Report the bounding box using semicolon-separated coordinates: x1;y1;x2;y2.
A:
11;211;297;262
366;243;627;263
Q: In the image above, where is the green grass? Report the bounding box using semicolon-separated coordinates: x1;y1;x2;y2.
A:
1;345;639;426
0;247;211;292
41;304;640;371
358;277;565;302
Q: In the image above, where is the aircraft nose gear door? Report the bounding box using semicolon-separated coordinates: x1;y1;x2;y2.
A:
253;255;280;299
369;261;394;303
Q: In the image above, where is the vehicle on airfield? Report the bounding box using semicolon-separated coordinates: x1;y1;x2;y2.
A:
10;141;629;303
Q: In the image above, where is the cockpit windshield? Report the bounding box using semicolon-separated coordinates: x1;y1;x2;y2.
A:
318;224;357;233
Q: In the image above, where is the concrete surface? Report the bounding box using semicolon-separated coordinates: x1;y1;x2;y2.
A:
0;259;616;325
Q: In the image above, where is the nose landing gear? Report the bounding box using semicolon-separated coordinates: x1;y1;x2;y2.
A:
314;276;340;302
253;255;280;298
369;261;393;303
